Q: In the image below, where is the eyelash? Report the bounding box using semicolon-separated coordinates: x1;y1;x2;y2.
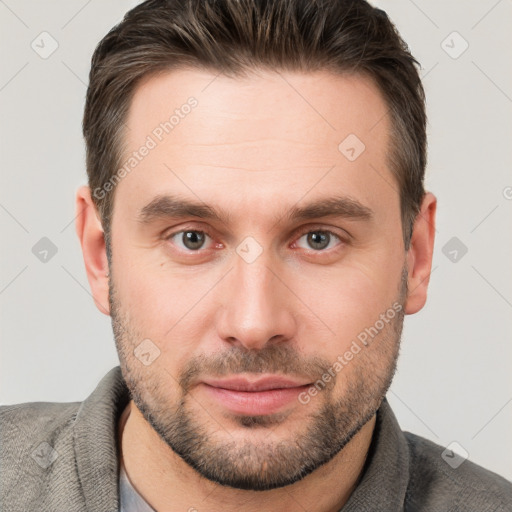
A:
163;225;347;255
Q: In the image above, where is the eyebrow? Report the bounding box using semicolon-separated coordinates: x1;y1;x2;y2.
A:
136;194;373;226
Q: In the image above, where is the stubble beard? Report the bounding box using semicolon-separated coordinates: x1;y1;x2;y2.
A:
109;267;407;491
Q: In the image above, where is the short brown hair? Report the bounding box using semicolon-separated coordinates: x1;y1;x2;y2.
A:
83;0;426;259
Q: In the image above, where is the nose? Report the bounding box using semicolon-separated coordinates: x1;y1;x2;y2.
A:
216;251;297;351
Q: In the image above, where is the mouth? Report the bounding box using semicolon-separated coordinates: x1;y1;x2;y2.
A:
200;375;312;416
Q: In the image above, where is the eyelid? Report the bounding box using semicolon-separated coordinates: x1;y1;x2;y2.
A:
164;227;208;238
163;222;214;239
290;223;352;244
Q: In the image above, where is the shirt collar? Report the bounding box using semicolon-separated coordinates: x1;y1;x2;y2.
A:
119;457;156;512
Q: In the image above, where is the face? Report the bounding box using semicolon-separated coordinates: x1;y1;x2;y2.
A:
108;68;408;490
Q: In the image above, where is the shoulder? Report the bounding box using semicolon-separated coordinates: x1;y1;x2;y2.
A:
0;400;81;506
0;399;81;440
0;399;82;469
404;431;512;512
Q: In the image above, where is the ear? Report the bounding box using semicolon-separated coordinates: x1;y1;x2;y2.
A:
75;185;110;316
404;192;437;315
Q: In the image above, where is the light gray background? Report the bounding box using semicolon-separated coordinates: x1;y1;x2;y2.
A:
1;0;511;481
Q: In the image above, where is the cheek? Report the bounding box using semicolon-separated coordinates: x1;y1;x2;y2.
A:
110;227;182;327
121;274;196;338
113;250;222;363
292;257;403;356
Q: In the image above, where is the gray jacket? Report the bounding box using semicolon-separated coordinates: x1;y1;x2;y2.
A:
1;366;511;511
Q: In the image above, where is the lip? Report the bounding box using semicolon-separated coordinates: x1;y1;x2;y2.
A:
200;375;312;416
202;375;311;392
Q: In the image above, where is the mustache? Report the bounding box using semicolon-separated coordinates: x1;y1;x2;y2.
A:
178;343;333;392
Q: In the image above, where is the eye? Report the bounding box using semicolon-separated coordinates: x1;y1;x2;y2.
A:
295;230;343;251
166;230;215;251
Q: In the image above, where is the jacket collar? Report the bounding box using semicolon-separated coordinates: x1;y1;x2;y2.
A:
73;366;130;511
341;397;410;511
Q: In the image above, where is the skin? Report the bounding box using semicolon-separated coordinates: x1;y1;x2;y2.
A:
75;68;436;512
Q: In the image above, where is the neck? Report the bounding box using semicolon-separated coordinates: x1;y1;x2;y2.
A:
119;400;376;512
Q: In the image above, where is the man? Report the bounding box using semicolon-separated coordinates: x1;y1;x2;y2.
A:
1;0;511;511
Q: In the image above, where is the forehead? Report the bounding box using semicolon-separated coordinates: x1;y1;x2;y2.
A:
114;67;395;225
125;67;389;154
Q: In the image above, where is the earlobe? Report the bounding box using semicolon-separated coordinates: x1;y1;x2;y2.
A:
75;185;111;316
404;192;437;315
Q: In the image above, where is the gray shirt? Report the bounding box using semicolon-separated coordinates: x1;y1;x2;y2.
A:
1;365;511;511
119;458;155;512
